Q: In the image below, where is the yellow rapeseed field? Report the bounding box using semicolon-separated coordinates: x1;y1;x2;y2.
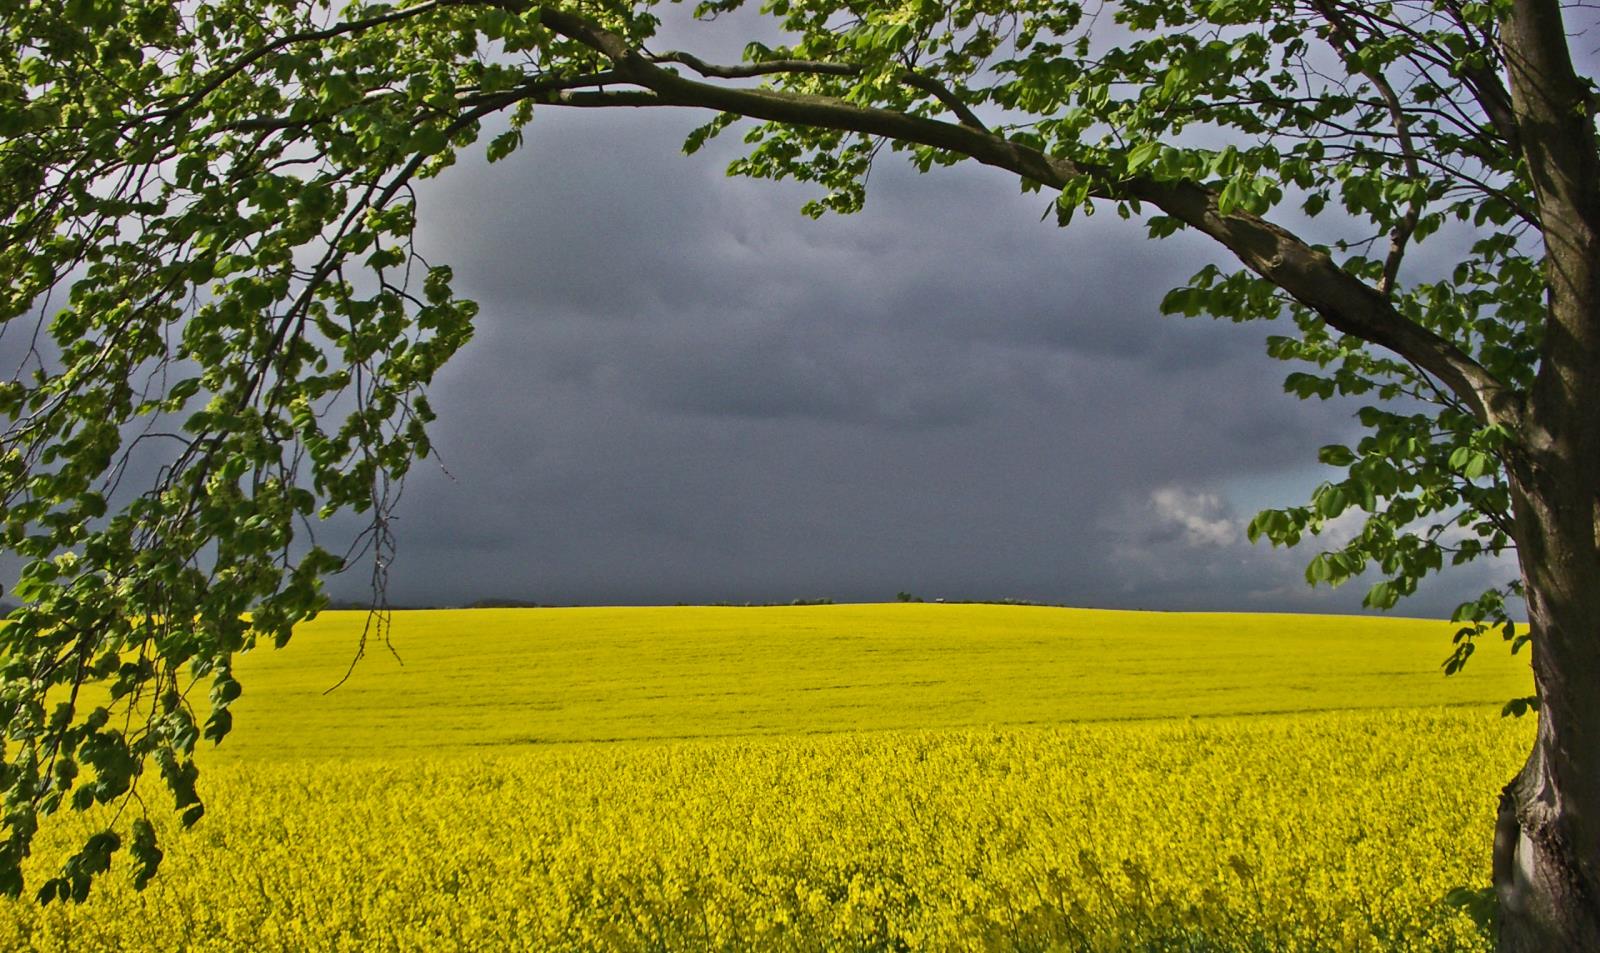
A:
0;605;1535;950
203;604;1527;757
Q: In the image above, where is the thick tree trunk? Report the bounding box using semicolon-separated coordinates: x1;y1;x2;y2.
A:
1495;725;1600;952
1493;4;1600;948
1494;469;1600;951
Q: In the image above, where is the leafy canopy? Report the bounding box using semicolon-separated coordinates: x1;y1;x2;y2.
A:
0;0;1553;897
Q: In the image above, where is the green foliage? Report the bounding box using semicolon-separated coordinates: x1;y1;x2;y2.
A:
0;0;1561;898
2;0;490;897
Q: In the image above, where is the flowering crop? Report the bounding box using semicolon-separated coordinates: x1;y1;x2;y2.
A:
0;606;1533;950
1;708;1526;951
207;605;1531;759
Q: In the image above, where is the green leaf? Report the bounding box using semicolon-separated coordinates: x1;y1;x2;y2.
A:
1126;141;1163;173
1311;484;1348;519
203;709;233;745
486;130;523;163
1364;580;1399;610
1317;445;1356;467
129;819;163;890
1448;447;1497;479
1501;696;1535;718
1305;553;1334;584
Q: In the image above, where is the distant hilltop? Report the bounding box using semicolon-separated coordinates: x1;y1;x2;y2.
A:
459;598;569;610
0;596;1147;615
321;597;567;611
316;595;1092;611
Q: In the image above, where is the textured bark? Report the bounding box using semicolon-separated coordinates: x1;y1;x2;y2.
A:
1495;737;1600;952
1496;462;1600;950
1495;2;1600;942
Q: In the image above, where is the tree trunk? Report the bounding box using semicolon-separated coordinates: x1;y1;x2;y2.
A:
1495;731;1600;951
1493;2;1600;946
1494;466;1600;951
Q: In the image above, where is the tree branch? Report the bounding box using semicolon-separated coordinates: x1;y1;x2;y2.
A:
647;51;856;80
1435;0;1524;148
1311;0;1425;296
1314;0;1522;149
647;50;990;130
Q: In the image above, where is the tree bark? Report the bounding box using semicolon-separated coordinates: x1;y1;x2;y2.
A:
1495;466;1600;951
1494;3;1600;948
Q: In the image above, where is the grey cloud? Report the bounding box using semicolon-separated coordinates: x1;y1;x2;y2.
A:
1;93;1507;620
422;109;1252;366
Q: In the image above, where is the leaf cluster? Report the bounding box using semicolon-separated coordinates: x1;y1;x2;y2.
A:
1;0;500;898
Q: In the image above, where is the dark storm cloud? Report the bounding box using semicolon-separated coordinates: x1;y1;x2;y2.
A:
0;104;1503;618
354;106;1412;612
426;109;1241;368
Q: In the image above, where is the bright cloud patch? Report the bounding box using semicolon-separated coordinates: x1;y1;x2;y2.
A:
1149;487;1239;547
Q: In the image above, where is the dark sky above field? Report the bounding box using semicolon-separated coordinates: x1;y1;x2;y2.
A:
324;103;1514;617
1;13;1541;619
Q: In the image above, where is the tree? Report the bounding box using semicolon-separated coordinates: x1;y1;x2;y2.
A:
0;0;1594;945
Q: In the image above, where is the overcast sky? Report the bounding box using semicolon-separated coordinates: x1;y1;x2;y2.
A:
285;103;1512;617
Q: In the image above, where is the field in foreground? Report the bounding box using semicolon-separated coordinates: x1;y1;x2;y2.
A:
1;606;1536;951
